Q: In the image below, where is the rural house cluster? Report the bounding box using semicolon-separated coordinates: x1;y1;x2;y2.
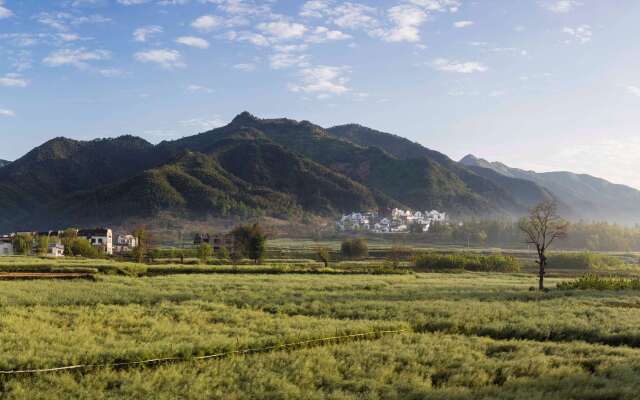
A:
337;208;447;233
0;228;138;257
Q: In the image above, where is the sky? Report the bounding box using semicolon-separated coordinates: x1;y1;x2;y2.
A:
1;0;640;188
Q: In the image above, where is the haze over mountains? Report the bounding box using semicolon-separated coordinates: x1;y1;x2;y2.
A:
0;112;637;231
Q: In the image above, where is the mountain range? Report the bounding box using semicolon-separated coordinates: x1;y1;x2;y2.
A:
0;112;637;231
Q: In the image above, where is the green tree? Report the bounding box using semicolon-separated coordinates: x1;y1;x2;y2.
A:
217;246;230;260
232;224;267;265
341;238;368;259
70;238;99;258
61;228;78;256
316;247;330;268
12;234;32;255
132;227;148;263
197;243;212;264
36;235;50;256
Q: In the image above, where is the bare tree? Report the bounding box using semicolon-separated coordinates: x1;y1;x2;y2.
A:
519;200;569;290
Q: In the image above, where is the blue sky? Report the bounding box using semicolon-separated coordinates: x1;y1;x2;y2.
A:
1;0;640;187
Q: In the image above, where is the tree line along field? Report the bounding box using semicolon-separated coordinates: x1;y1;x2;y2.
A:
1;270;640;398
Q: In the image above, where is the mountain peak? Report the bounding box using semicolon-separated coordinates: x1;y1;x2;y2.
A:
460;154;480;164
231;111;259;125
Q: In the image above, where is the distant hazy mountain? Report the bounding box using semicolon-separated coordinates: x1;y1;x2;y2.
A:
0;112;633;231
460;154;640;223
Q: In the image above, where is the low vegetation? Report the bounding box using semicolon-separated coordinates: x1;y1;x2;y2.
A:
413;252;520;272
0;272;640;398
547;252;628;270
557;274;640;290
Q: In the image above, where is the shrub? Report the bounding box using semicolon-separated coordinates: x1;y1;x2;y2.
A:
197;243;212;264
547;252;626;270
557;274;640;290
341;238;368;259
70;238;100;258
413;252;520;272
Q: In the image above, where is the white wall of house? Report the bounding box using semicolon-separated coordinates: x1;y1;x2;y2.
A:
0;241;13;256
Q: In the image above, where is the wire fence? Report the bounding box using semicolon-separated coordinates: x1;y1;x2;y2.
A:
0;329;408;376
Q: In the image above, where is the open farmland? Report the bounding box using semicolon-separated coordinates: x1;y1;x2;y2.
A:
1;270;640;399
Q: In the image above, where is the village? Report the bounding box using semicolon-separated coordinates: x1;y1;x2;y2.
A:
336;208;447;234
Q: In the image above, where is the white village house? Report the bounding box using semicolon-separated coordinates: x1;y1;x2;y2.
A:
0;236;13;256
115;234;138;254
338;208;447;234
78;228;114;255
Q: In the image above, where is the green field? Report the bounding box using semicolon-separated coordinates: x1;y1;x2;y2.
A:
1;268;640;399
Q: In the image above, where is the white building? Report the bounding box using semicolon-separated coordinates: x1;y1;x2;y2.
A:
115;234;138;254
48;243;65;257
78;228;113;255
0;237;13;256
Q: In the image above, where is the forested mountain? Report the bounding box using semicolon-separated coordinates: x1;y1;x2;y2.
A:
0;112;636;231
0;160;9;168
460;154;640;223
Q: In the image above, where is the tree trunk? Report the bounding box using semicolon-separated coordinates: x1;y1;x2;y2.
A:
538;254;546;291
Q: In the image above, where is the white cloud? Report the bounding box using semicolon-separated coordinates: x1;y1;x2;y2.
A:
0;108;15;117
306;26;351;43
331;3;378;30
133;25;163;42
270;52;310;69
117;0;151;4
542;0;581;13
258;21;307;40
186;84;213;93
233;63;256;71
300;0;331;18
289;65;351;97
176;36;210;48
35;12;111;31
432;58;488;73
43;48;111;69
626;86;640;97
134;49;185;68
98;68;126;77
453;20;473;28
563;25;592;44
409;0;461;12
191;15;222;32
0;0;12;19
0;73;28;88
375;5;427;43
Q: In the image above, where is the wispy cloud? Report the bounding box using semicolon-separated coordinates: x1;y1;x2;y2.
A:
0;0;12;19
453;20;473;28
626;85;640;97
563;25;592;44
186;84;213;93
133;25;163;42
0;108;15;117
134;49;185;69
191;15;222;32
0;73;28;88
43;48;111;69
289;65;351;98
175;36;210;49
542;0;581;13
432;58;488;73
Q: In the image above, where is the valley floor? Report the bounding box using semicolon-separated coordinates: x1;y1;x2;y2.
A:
1;272;640;399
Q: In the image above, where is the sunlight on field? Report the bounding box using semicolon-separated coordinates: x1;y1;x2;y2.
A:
1;271;640;399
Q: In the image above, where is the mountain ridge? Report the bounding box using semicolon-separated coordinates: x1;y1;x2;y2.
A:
0;113;637;231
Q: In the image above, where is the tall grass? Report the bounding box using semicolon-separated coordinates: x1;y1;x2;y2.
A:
558;274;640;290
547;252;628;270
413;252;520;272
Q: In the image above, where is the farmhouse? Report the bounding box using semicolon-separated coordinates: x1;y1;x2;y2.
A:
338;208;447;234
115;234;138;254
0;236;13;256
193;232;235;252
78;228;113;255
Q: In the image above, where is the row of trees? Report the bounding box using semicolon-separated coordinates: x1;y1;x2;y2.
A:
195;223;268;264
11;229;101;258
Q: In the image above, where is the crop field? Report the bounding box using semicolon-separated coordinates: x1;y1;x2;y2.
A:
1;269;640;399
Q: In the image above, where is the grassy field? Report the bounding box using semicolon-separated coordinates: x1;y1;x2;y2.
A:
1;270;640;398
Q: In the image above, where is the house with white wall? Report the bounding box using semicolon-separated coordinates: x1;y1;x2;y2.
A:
0;236;13;256
78;228;113;255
